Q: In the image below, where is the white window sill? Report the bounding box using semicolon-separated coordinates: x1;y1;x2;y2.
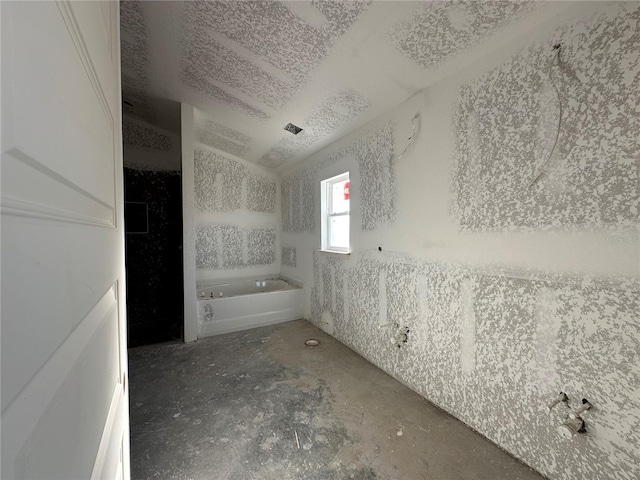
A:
318;249;351;258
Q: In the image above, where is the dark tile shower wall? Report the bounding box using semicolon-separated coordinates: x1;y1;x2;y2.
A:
125;168;183;347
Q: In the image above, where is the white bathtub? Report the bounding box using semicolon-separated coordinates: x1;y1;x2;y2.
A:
196;277;303;337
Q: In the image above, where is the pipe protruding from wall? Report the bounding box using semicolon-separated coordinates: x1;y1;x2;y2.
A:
547;392;569;412
389;324;410;349
569;398;592;419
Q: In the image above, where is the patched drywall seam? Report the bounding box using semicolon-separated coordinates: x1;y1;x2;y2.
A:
534;287;562;395
197;131;246;158
353;121;396;231
281;120;396;232
195;149;276;214
198;119;251;145
183;27;297;111
184;75;270;121
452;6;640;232
196;118;251;158
281;246;297;268
309;250;640;480
185;1;369;85
120;0;154;122
260;90;370;168
247;228;277;266
196;224;276;270
459;277;476;375
123;120;174;152
389;1;534;71
301;6;640;480
179;1;369;130
193;147;278;273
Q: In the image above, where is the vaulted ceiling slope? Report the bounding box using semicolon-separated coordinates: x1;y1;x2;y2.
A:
120;0;542;170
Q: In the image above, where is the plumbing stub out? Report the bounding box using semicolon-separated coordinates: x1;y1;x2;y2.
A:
548;393;593;439
390;324;410;349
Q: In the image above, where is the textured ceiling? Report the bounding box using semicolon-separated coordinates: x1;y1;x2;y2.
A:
120;0;545;170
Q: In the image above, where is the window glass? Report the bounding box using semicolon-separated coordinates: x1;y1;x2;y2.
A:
321;172;350;253
329;215;349;249
331;179;349;214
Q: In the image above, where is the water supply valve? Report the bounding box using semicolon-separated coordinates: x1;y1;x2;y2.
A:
557;417;585;439
390;324;410;349
557;398;592;439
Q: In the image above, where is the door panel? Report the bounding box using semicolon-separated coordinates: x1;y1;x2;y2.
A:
4;1;117;208
4;287;119;479
1;1;129;479
2;0;117;224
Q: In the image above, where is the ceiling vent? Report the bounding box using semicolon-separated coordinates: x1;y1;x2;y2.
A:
284;123;303;135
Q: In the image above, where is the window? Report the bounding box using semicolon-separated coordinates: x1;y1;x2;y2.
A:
321;172;350;253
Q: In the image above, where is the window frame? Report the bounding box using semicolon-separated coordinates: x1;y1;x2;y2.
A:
320;171;350;253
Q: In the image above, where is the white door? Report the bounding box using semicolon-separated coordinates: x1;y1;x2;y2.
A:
1;1;129;479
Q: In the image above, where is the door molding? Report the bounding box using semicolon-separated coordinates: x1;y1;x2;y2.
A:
1;148;116;227
1;286;119;478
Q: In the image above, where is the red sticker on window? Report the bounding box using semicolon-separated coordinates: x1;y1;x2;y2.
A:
344;181;350;200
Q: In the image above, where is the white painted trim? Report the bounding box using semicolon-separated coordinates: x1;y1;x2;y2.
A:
320;171;351;252
1;286;117;477
1;194;114;227
56;0;114;130
56;0;119;224
318;250;351;258
182;103;198;342
90;383;123;479
1;149;116;228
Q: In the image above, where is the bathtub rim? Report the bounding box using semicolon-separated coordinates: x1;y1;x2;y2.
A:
196;274;303;300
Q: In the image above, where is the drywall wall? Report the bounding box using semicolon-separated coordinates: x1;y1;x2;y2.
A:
280;3;640;480
180;106;281;287
281;120;396;234
195;117;252;159
182;104;281;338
193;147;280;281
123;115;181;171
452;12;638;232
281;246;297;268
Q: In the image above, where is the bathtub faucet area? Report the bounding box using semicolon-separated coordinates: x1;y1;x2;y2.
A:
196;276;303;337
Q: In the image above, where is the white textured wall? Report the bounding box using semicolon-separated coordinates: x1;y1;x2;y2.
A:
123;115;181;171
193;145;281;284
183;105;282;340
280;4;640;480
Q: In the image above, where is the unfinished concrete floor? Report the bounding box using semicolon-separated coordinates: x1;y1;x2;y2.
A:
129;319;544;480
